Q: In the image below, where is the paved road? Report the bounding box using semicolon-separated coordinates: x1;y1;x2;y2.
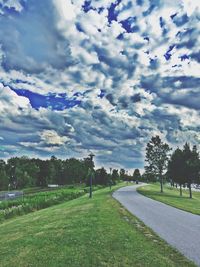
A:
113;184;200;266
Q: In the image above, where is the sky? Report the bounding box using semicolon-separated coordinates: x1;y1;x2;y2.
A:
0;0;199;171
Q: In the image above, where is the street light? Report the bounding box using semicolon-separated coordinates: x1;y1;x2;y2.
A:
109;167;112;190
11;165;14;189
88;153;95;198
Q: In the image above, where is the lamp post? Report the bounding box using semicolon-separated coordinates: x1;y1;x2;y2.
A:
109;167;112;190
11;165;14;189
88;153;95;198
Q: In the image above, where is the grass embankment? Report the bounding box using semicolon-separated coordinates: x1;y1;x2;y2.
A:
0;183;195;267
138;183;200;215
0;185;103;222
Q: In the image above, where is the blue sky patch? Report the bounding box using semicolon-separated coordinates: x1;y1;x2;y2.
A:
98;90;106;99
170;13;178;20
107;0;121;24
12;89;81;110
82;1;104;14
159;17;164;28
120;17;139;33
180;54;189;61
82;1;91;12
164;45;175;61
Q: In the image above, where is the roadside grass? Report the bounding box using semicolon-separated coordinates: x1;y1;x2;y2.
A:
0;185;77;195
0;183;195;267
138;183;200;215
22;184;88;195
0;185;103;222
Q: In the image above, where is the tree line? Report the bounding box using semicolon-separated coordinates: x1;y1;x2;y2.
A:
144;135;200;198
1;135;198;197
0;155;141;190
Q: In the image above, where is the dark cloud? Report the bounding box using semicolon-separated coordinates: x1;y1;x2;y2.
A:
141;75;200;109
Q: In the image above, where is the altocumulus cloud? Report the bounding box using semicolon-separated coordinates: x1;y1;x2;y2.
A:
0;0;199;170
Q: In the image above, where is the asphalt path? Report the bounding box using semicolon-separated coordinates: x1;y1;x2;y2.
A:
113;184;200;266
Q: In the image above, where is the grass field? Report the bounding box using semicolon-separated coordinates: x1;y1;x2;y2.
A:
138;183;200;215
0;183;195;267
0;185;103;222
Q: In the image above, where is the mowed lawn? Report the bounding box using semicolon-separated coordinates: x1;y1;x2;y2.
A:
138;183;200;215
0;184;195;267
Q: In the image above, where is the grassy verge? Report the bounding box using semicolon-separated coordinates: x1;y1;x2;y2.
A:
22;184;90;195
0;185;103;222
0;183;195;267
138;183;200;215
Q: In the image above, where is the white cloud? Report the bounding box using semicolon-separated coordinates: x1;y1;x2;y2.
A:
0;83;30;112
53;0;76;21
0;0;199;167
0;0;23;12
40;130;70;146
182;0;200;16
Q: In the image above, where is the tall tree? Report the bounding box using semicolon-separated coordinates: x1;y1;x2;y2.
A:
182;144;200;198
168;148;186;196
112;169;119;185
145;135;171;193
84;156;95;186
191;146;200;186
143;167;157;182
133;169;141;182
120;168;126;180
0;160;8;190
95;168;108;185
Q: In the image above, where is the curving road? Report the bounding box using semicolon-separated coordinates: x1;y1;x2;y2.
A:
113;184;200;266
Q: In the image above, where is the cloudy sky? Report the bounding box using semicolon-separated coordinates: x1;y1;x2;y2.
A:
0;0;199;170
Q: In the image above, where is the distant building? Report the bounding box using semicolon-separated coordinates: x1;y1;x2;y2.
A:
48;184;59;188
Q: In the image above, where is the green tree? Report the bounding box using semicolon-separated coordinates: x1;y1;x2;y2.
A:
36;159;48;187
95;167;108;185
7;156;39;188
120;168;126;180
84;155;95;186
145;135;171;193
182;144;200;198
191;145;200;185
7;157;19;189
143;167;157;182
133;169;141;182
0;160;8;190
168;148;186;196
112;169;119;185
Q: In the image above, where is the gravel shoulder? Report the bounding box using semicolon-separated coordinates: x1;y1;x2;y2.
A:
113;184;200;266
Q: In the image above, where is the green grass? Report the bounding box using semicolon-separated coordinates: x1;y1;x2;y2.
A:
22;184;89;195
0;185;104;222
138;183;200;215
0;183;195;267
